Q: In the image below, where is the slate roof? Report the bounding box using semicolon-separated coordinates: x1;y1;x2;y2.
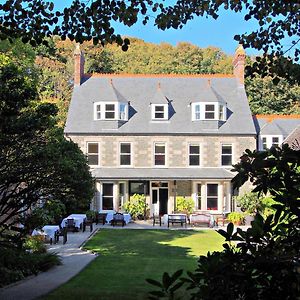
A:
283;125;300;150
65;74;256;135
253;115;300;138
91;167;234;180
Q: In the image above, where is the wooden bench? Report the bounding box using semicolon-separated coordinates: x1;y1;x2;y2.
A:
190;213;213;227
168;214;187;228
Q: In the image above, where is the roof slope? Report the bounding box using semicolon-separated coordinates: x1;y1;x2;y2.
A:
254;115;300;138
65;75;256;135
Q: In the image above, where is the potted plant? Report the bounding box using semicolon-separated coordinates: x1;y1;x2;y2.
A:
86;210;97;222
227;212;245;225
122;194;148;220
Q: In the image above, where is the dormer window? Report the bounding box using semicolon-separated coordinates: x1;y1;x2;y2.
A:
191;102;226;121
94;102;128;121
152;104;168;120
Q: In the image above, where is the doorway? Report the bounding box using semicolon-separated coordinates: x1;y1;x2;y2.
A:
151;182;169;215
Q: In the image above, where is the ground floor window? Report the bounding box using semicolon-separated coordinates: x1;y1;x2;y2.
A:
102;183;114;210
207;184;218;210
129;181;149;196
196;183;201;210
118;182;126;209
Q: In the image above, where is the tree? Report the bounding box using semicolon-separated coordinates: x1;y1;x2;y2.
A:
0;1;298;79
0;55;94;238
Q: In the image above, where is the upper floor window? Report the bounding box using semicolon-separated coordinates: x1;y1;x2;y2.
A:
94;102;128;121
191;102;226;121
221;144;232;166
205;104;215;119
154;143;166;166
152;104;168;120
259;135;282;150
87;142;99;166
120;142;131;166
189;144;201;166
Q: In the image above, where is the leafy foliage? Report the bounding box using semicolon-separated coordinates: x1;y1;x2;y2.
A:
175;197;194;215
123;194;148;220
235;192;262;215
0;1;298;80
0;54;94;241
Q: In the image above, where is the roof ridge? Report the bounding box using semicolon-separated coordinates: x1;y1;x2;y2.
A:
84;73;235;78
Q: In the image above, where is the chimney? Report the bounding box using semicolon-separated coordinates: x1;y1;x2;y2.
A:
74;43;85;86
233;44;246;85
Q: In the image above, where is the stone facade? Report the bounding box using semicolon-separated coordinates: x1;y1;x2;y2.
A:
68;134;256;168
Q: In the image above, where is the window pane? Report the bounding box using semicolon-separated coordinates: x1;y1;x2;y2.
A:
189;155;199;166
88;154;98;165
272;137;279;146
155;144;165;153
130;182;145;195
207;184;218;196
106;104;114;111
205;112;215;119
155;106;164;112
120;155;131;165
105;111;115;119
155;112;164;119
219;105;224;119
190;145;200;154
222;145;232;154
195;105;200;112
155;155;165;165
121;143;131;154
88;143;98;153
103;183;113;196
103;197;113;210
196;184;201;210
207;198;218;210
206;105;214;111
222;156;232;166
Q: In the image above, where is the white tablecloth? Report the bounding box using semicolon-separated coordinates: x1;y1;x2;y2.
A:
162;214;187;225
61;214;86;228
32;225;60;239
106;212;131;224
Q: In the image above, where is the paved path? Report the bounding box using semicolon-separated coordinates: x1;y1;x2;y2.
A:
0;229;98;300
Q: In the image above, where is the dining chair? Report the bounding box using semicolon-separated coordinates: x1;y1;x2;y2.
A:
111;213;125;227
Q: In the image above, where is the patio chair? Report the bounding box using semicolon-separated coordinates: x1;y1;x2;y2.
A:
111;213;126;227
55;226;67;244
96;213;107;225
83;218;93;232
152;214;162;226
66;218;78;232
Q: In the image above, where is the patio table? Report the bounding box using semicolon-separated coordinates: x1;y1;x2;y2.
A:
61;214;86;229
32;225;60;243
105;212;131;224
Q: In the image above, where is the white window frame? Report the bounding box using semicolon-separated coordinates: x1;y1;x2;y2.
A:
259;135;283;151
221;144;233;167
119;142;132;167
100;182;115;211
94;102;128;121
153;142;167;167
151;104;168;120
86;142;100;167
191;102;226;121
188;143;201;167
206;183;219;211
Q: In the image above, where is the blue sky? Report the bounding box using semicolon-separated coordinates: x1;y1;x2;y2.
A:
52;0;261;56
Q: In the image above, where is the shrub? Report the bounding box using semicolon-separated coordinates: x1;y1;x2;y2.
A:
235;192;262;215
0;246;61;287
175;197;194;215
86;210;97;221
123;194;148;220
23;235;47;253
227;212;245;225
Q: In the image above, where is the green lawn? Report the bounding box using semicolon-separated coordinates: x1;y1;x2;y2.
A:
45;229;224;300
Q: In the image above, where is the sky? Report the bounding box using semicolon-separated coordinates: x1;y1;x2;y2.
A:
51;0;262;57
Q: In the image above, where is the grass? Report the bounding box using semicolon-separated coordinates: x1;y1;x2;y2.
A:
45;229;224;300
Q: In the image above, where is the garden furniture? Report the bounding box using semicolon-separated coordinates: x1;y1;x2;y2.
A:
111;213;126;227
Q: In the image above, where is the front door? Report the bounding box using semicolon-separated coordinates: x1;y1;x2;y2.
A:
151;183;169;215
159;188;168;215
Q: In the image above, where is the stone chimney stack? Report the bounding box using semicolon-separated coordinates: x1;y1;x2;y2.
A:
233;44;246;85
74;43;85;86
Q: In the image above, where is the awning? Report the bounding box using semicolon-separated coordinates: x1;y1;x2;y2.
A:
91;167;234;180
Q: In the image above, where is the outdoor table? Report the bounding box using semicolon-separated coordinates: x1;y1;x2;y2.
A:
105;212;131;224
32;225;60;243
61;214;86;229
